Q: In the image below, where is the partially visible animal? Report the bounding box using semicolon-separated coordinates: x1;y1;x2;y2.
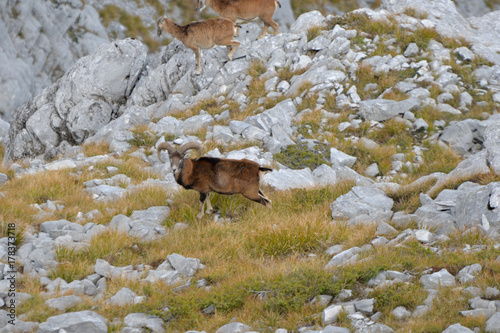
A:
196;0;281;39
157;141;272;219
156;16;240;74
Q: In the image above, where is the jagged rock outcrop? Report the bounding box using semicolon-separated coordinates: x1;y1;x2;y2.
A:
4;38;147;162
0;0;109;122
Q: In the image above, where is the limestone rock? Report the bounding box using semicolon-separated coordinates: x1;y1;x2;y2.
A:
37;310;108;333
44;295;82;311
5;39;147;161
358;98;421;122
331;186;394;223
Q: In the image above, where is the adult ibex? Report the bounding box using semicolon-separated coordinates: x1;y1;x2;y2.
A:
195;0;281;39
158;142;272;219
157;16;240;74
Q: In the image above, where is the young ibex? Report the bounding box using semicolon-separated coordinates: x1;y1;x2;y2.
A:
158;141;272;219
156;16;240;74
196;0;281;39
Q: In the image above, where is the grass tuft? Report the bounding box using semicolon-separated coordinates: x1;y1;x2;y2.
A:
274;142;331;170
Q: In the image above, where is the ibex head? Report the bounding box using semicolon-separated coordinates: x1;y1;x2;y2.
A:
195;0;207;12
157;141;202;173
157;16;167;36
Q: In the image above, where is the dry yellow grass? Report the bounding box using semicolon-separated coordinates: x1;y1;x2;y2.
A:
11;169;500;332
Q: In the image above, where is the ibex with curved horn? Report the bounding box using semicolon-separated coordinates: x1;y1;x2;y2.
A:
158;141;272;219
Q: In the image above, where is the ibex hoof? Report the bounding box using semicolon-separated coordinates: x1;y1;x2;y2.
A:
196;212;204;219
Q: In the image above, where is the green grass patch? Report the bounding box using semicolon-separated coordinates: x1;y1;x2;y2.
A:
371;282;427;312
307;26;323;41
128;124;158;148
405;141;461;182
274;142;331;170
367;118;414;152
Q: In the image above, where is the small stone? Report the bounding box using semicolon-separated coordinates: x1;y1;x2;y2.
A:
311;295;333;307
412;305;430;317
376;222;398;236
45;295;82;311
215;322;252;333
404;43;419;57
419;269;456;289
442;323;474;333
365;163;380;177
485;287;500;299
413;118;429;131
322;305;343;325
37;311;108;333
415;229;433;243
354;298;376;315
392;306;411;320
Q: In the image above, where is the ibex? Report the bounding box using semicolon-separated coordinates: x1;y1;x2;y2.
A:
158;141;272;219
196;0;281;39
156;16;240;74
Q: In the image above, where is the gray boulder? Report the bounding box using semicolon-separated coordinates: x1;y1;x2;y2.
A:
358;98;420;121
322;305;343;325
107;287;144;306
325;247;362;268
123;313;165;333
486;312;500;333
322;326;350;333
392;306;411;320
37;310;108;333
44;295;82;311
183;113;214;134
457;264;482;284
167;253;203;278
442;324;474;333
439;119;479;155
354;298;376;315
263;168;316;190
376;222;398;236
109;214;132;234
215;322;252;333
330;186;394;223
330;148;357;167
419;269;456;289
94;259;140;280
290;11;328;34
287;66;346;96
312;164;338;186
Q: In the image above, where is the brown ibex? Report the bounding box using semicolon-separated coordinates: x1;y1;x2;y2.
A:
157;16;240;74
195;0;281;39
158;141;272;219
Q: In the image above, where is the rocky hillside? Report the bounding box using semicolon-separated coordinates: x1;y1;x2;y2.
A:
1;0;500;332
1;0;499;122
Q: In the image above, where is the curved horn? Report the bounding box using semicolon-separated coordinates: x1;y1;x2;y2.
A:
157;142;175;163
156;17;163;36
178;141;202;156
